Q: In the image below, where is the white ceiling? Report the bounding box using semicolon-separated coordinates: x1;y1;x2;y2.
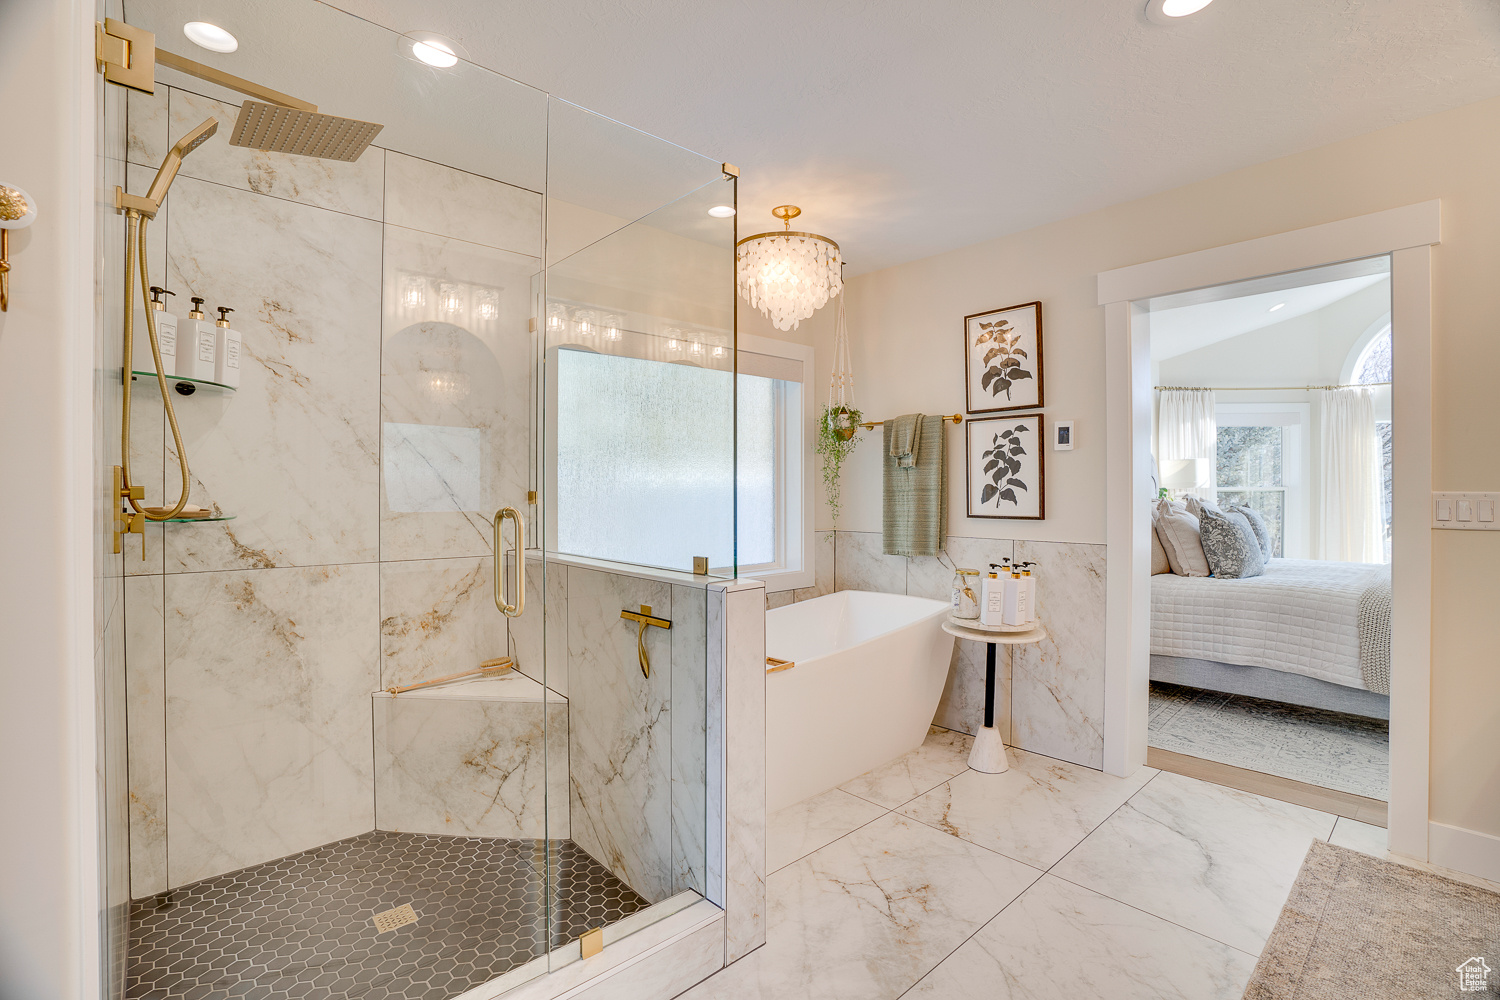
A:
322;0;1500;274
141;0;1500;275
1149;273;1388;360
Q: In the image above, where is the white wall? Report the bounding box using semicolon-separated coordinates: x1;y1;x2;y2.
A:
834;93;1500;843
0;1;99;998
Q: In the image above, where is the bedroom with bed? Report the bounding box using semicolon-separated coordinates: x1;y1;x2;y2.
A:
1145;258;1394;818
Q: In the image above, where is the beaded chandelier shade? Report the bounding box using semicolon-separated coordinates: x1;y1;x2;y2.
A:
735;205;842;332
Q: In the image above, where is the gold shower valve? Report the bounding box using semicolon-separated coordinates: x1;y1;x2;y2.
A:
111;466;146;555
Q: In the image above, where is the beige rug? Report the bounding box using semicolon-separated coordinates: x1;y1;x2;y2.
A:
1246;840;1500;998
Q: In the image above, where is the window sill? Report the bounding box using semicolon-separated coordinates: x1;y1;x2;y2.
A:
744;566;814;594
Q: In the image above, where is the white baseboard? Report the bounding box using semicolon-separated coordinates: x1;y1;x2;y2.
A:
1428;821;1500;884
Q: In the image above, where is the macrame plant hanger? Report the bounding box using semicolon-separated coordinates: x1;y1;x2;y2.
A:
828;295;856;438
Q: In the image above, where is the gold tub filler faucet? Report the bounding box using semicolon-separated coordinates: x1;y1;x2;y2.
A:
620;606;671;678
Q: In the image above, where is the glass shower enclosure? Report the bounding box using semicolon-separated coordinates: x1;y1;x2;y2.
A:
97;3;736;997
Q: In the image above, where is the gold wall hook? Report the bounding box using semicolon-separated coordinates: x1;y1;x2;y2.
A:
620;605;671;678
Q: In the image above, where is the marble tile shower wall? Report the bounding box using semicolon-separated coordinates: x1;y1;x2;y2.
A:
775;530;1106;769
120;84;705;900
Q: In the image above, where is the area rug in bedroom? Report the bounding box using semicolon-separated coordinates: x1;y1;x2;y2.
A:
1244;840;1500;999
1148;682;1388;800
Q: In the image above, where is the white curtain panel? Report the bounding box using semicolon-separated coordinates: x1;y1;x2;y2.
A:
1317;387;1384;563
1159;389;1217;461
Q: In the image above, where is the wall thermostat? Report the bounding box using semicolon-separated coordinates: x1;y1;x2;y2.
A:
1053;420;1075;451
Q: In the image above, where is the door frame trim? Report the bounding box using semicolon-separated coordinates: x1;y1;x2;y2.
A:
1096;200;1439;860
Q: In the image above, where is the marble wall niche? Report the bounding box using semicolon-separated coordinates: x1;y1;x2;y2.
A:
379;556;508;691
566;567;676;902
163;564;379;887
379;224;537;562
162;174;383;573
1011;540;1107;768
373;673;568;839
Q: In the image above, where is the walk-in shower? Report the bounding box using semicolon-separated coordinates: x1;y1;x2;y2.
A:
94;3;737;998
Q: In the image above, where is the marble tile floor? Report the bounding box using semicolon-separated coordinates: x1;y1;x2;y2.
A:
684;726;1376;1000
126;831;647;1000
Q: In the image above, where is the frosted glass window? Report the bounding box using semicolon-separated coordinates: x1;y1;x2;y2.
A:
554;350;798;573
556;351;735;569
383;422;482;512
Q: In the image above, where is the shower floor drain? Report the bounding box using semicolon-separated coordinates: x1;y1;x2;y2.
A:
372;903;419;934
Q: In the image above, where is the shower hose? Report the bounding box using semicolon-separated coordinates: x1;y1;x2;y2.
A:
121;209;193;521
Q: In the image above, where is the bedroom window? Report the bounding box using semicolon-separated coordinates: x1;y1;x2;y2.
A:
1212;403;1309;558
1352;325;1394;560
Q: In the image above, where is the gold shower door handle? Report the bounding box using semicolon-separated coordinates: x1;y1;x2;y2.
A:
493;506;525;618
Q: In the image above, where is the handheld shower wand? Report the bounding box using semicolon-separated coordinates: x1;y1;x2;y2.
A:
118;117;218;531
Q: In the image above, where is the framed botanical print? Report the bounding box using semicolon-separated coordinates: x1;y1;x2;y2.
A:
966;414;1045;520
964;301;1043;413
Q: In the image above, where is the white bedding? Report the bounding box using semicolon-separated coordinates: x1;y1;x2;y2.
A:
1150;558;1391;690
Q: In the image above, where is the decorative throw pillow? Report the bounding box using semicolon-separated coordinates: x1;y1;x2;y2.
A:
1152;498;1211;577
1151;524;1171;575
1227;503;1272;560
1183;494;1220;519
1198;506;1265;579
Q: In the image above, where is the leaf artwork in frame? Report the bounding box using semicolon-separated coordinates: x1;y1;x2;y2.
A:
964;301;1044;414
966;414;1044;520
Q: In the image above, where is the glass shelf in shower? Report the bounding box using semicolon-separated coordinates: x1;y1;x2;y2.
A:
153;514;236;524
129;370;237;394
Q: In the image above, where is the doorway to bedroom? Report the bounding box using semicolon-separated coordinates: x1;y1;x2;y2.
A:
1143;257;1393;824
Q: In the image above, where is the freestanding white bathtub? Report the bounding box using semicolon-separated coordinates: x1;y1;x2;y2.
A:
765;590;955;812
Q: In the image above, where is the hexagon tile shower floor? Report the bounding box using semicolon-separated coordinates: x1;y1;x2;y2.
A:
125;831;648;999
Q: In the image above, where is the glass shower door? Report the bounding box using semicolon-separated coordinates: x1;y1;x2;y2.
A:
541;97;736;970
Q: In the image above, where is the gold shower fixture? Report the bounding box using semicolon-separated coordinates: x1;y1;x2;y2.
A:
118;119;221;527
101;16;389;549
97;19;385;163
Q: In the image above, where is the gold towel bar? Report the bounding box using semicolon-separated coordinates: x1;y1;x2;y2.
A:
621;605;671;678
860;413;964;430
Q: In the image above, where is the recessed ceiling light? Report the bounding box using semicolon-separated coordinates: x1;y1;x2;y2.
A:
708;205;736;218
412;38;459;68
1145;0;1215;24
1268;302;1286;312
183;22;238;53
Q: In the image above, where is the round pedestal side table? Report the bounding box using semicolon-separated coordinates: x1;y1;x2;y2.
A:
940;620;1047;774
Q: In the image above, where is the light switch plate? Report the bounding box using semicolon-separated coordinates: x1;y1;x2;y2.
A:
1433;492;1500;530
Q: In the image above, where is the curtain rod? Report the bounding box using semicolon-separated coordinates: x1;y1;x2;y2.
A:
1155;382;1391;392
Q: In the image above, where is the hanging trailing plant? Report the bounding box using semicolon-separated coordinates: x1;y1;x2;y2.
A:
816;403;863;526
817;295;859;526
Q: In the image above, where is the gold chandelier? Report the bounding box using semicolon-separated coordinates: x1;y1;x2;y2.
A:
735;205;842;331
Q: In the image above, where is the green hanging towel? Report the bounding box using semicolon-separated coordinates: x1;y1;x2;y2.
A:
883;413;948;557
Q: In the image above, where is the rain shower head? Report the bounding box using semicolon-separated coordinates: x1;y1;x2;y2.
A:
142;117;219;215
230;101;384;162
